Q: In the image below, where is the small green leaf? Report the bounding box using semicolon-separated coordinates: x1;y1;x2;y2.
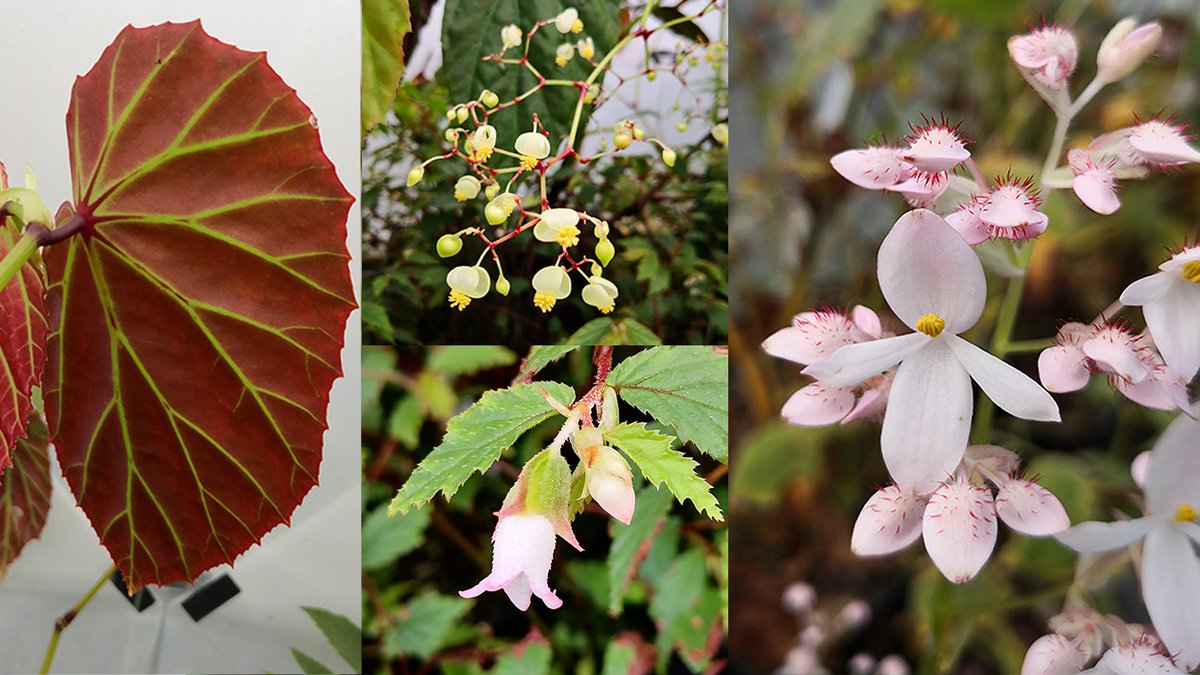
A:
492;638;553;675
363;503;430;570
607;486;673;612
600;642;638;675
565;318;614;345
383;593;472;660
362;0;411;136
291;648;333;675
648;547;709;670
608;346;728;461
390;382;575;514
515;345;579;384
605;423;722;521
416;370;458;421
427;346;517;376
301;607;362;673
387;395;424;448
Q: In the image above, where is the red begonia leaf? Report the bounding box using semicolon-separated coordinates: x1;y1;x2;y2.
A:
0;213;49;471
0;415;51;579
44;21;355;591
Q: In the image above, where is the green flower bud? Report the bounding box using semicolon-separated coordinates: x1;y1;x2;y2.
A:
590;262;603;277
595;237;615;266
496;275;511;296
456;106;470;124
661;147;677;167
436;234;463;258
484;200;508;226
481;89;500;108
484;182;501;200
646;70;657;81
406;165;425;186
676;120;689;133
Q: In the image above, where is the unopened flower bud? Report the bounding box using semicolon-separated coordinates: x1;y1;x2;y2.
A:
676;120;688;133
581;276;618;314
1097;18;1162;83
646;70;657;81
595;237;615;266
613;124;633;149
555;43;575;67
590;262;603;277
500;24;522;50
444;128;459;143
782;582;817;614
484;182;500;200
584;84;599;103
436;234;463;258
406;165;425;186
480;89;499;108
456;106;469;124
583;445;634;524
712;123;728;145
661;147;677;167
496;275;511;296
484;201;507;226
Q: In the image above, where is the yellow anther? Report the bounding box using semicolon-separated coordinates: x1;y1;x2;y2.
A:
571;19;583;33
454;189;470;201
1176;503;1198;522
597;303;614;314
554;224;581;248
472;146;494;163
519;155;538;170
1182;260;1200;284
533;293;556;313
916;312;946;337
448;290;472;310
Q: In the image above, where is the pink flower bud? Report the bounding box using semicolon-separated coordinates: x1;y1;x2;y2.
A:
583;445;635;524
1008;25;1079;90
1097;19;1162;83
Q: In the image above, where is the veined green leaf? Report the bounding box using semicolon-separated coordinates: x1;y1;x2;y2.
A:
300;606;362;673
427;345;517;377
362;0;411;136
514;345;578;384
605;423;722;521
606;485;672;613
383;593;472;660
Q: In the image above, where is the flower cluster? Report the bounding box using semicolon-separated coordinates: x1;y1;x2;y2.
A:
405;4;726;317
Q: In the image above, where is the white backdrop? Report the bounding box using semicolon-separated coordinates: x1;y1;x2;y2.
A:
0;2;361;673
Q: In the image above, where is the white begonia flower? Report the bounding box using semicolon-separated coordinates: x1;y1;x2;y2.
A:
711;123;728;145
1119;244;1200;380
533;208;581;248
515;131;552;168
902;118;970;173
555;7;583;34
454;175;481;201
446;265;491;310
581;276;618;314
577;36;595;59
1097;19;1163;85
1008;25;1079;90
531;265;571;313
555;42;575;67
501;24;523;50
1057;413;1200;671
803;210;1060;493
460;514;562;609
1068;149;1120;215
470;124;497;162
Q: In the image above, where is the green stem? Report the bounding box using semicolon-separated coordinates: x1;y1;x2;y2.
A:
1005;338;1053;354
1041;111;1072;183
41;565;116;675
0;232;39;291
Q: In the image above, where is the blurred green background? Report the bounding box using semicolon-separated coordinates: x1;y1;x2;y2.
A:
728;0;1199;673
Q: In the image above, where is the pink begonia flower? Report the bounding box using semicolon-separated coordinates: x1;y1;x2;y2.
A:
804;210;1059;493
1008;25;1079;90
1083;636;1188;675
945;176;1049;243
1057;413;1200;670
763;306;892;426
460;514;568;609
1096;19;1163;85
1038;322;1190;412
902;117;970;173
1068;149;1120;215
1119;244;1200;381
1092;119;1200;171
1021;634;1089;675
830;135;956;209
853;445;1068;584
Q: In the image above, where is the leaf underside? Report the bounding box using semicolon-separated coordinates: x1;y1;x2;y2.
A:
0;415;51;579
0;219;48;471
46;21;355;591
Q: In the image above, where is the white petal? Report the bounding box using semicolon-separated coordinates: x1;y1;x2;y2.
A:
922;480;998;583
850;485;925;555
945;334;1061;422
501;574;533;610
1142;284;1200;381
877;209;987;333
1118;376;1183;412
945;208;990;246
1083;333;1149;384
1132;450;1152;490
1142;526;1200;670
851;305;883;339
1038;344;1091;393
461;514;559;608
1055;518;1154;554
880;340;972;493
842;386;886;424
830;148;909;189
1120;272;1173;306
995;478;1071;536
781;382;856;426
802;333;929;388
762;311;857;365
1145;414;1200;514
1129;124;1200;164
1021;634;1088;675
1073;170;1120;214
1090;640;1188;675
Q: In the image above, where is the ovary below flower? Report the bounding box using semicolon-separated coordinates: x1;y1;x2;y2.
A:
1119;244;1200;380
446;265;491;310
802;209;1059;493
533;208;581;247
581;276;618;314
1057;412;1200;670
531;265;571;312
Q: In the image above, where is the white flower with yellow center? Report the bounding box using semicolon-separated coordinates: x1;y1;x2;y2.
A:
1057;412;1200;671
531;265;571;313
533;208;581;248
515;131;551;169
500;24;523;50
454;175;481;201
1119;245;1200;381
803;209;1060;493
555;8;583;34
446;265;491;310
581;277;618;314
577;37;595;59
470;125;497;162
555;43;575;67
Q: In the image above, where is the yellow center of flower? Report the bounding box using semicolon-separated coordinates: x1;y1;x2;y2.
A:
533;293;556;313
472;146;494;163
454;189;470;201
555;224;581;247
916;312;946;337
597;303;614;314
571;19;583;32
448;290;471;310
1182;260;1200;284
555;55;569;67
519;155;538;170
1176;503;1198;522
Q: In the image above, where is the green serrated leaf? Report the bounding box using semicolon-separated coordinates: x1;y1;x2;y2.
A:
384;593;472;660
362;0;412;136
607;485;673;613
390;381;575;514
605;318;661;346
600;642;638;675
565;317;614;345
609;346;728;461
605;423;722;521
291;648;333;675
363;502;430;570
301;607;362;673
387;395;424;448
515;345;579;383
427;346;517;376
492;639;553;675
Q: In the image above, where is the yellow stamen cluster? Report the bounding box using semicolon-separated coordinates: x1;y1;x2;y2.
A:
472;146;494;163
1183;260;1200;283
1176;503;1198;522
916;312;946;337
534;293;556;313
570;19;583;32
597;303;614;314
519;155;538;170
454;189;470;201
448;290;471;310
555;224;581;248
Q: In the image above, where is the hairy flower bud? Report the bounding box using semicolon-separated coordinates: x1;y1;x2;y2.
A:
1097;18;1162;83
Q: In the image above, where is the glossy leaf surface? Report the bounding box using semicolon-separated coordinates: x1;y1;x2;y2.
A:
46;21;355;590
0;416;51;578
0;217;48;471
